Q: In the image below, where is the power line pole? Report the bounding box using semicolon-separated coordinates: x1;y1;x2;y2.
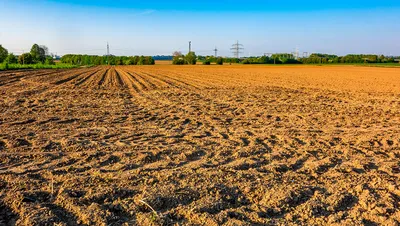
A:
230;41;244;59
213;47;218;57
107;42;110;65
189;41;191;53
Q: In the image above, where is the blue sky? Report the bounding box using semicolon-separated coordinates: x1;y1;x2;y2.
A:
1;0;399;56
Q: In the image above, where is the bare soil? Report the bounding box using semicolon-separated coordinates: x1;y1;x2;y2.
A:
0;65;399;225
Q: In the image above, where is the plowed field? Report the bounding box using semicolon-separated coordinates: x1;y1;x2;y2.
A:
0;65;399;225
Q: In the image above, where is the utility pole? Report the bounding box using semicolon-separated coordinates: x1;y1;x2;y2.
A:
230;41;244;59
213;47;218;57
107;42;110;65
189;41;191;53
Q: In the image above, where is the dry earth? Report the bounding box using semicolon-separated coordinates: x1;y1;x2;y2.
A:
0;65;399;225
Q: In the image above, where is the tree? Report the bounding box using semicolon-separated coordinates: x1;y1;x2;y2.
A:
125;59;134;65
137;56;145;65
185;52;197;65
378;55;386;63
115;57;124;65
40;45;49;56
18;53;33;64
145;56;155;65
172;56;185;65
5;53;17;64
216;57;224;65
173;51;182;57
82;55;91;65
172;52;185;65
30;44;45;63
133;56;140;65
0;45;8;63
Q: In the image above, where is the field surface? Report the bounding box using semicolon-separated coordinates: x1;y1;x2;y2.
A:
0;65;399;225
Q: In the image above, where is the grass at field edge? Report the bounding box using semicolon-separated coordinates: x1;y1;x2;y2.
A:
0;63;80;71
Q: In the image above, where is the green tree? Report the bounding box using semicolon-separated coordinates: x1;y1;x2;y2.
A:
146;56;155;65
185;52;197;65
172;51;185;65
94;56;102;65
30;44;45;63
378;55;385;63
5;53;17;64
172;57;185;65
125;59;134;65
115;57;124;65
137;56;145;65
40;45;49;56
216;57;224;65
0;45;8;63
133;56;140;65
82;55;91;65
18;53;33;64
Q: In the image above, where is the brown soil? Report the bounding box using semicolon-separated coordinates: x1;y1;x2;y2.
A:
0;65;399;225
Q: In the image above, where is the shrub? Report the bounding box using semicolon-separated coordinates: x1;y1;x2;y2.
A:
281;58;301;64
216;57;224;65
203;60;211;65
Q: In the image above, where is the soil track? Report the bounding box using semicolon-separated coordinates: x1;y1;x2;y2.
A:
0;65;399;225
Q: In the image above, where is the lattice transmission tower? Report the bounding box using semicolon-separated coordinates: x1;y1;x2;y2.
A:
231;41;244;58
213;47;218;57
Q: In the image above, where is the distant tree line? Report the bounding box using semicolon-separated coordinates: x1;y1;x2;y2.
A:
198;54;301;65
241;54;301;64
2;43;399;67
201;57;224;65
299;54;399;64
61;55;155;65
153;55;173;61
0;44;55;66
197;53;400;65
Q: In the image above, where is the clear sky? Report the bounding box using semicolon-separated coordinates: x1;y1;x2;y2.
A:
1;0;399;57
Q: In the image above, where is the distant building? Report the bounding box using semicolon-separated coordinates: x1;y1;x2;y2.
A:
53;55;61;60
